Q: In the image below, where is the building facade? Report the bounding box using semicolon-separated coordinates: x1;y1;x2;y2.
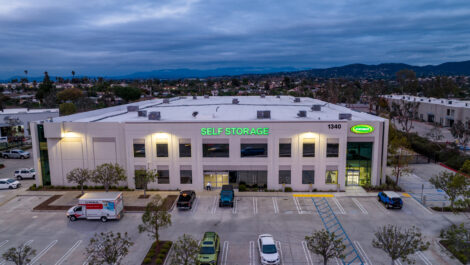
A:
0;108;59;137
31;96;388;191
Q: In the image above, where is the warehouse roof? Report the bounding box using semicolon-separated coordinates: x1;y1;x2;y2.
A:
53;96;385;123
384;95;470;108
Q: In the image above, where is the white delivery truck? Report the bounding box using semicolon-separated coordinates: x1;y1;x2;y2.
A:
67;192;124;222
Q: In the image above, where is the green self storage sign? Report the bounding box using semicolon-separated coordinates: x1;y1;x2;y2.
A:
351;124;374;134
201;127;270;136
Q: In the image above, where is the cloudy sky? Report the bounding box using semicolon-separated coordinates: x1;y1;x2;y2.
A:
1;0;469;78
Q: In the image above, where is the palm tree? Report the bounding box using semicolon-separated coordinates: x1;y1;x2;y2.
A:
71;70;75;83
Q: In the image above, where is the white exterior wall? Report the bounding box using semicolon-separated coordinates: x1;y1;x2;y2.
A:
34;119;388;191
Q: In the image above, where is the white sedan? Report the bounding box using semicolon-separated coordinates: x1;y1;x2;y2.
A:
258;234;280;265
0;178;21;189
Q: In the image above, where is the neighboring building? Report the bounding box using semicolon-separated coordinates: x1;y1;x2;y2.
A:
383;95;470;127
0;108;59;137
31;96;388;191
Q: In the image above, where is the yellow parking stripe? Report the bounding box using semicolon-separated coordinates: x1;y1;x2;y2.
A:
293;194;334;198
402;193;412;198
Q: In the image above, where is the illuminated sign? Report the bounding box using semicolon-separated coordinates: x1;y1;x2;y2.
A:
350;124;374;134
201;127;270;136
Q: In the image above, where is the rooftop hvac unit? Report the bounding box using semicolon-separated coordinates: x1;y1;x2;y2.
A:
311;105;321;111
402;96;405;99
449;101;452;104
204;95;209;99
294;97;301;102
466;103;468;107
276;95;281;98
193;95;197;100
192;111;198;118
138;110;147;117
420;99;423;101
260;94;266;98
148;111;161;120
297;110;307;118
232;98;239;104
429;99;431;102
163;99;170;104
127;106;139;112
339;113;352;120
257;110;271;119
441;100;444;103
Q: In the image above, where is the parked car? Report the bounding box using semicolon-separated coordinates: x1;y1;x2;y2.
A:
378;191;403;209
219;185;234;207
0;178;21;189
66;192;124;222
258;234;280;265
176;190;196;210
1;149;30;159
14;168;35;180
197;232;220;265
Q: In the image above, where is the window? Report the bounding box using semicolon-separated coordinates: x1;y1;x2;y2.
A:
157;169;170;184
156;143;168;157
447;109;450;116
203;144;229;157
303;139;315;157
279;143;291;157
302;170;315;184
179;140;191;157
241;143;267;157
326;139;339;158
279;170;291;184
180;170;192;184
133;139;145;158
325;170;338;184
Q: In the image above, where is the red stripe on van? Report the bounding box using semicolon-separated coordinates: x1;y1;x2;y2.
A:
80;204;103;209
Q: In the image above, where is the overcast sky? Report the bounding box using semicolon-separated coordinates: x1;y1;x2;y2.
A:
1;0;469;78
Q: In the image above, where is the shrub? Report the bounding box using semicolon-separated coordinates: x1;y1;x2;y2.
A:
143;257;152;264
238;183;247;192
155;258;163;264
157;253;165;259
159;249;168;255
284;187;293;192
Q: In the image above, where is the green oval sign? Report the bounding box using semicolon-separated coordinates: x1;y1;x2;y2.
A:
351;124;374;134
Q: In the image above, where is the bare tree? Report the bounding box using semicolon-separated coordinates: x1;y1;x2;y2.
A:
2;243;36;265
92;163;126;192
170;234;199;265
66;168;92;195
305;229;346;265
85;231;133;265
390;100;420;135
136;169;158;198
372;225;430;265
138;195;172;243
430;171;470;211
450;121;470;147
388;126;412;183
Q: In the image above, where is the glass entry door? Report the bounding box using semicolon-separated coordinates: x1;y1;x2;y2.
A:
346;169;360;186
204;172;229;188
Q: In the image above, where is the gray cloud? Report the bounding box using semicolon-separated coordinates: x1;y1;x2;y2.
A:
1;0;470;78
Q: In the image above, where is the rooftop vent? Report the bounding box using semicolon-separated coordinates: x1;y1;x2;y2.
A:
232;98;239;104
420;99;423;101
276;95;281;98
311;105;322;111
449;101;452;105
294;97;301;103
402;96;405;99
192;111;198;118
441;100;444;103
127;106;139;112
148;111;161;120
193;95;197;100
204;95;209;99
297;110;307;118
429;99;431;102
260;94;266;98
466;103;468;107
138;110;147;117
257;110;271;119
163;99;170;104
339;113;352;120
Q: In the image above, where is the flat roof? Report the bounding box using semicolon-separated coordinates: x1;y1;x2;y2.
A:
53;96;385;123
0;108;58;115
384;94;470;108
79;192;122;201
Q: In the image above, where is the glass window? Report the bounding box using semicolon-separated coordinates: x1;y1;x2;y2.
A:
302;170;315;184
279;170;291;184
241;144;267;157
156;143;168;157
179;143;191;157
157;170;170;184
327;143;339;157
279;143;291;157
180;170;192;184
203;144;229;157
133;140;145;158
325;170;338;184
303;143;315;157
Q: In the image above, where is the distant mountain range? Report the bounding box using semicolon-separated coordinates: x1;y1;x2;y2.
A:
3;60;470;82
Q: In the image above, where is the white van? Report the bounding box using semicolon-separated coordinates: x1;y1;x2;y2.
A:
66;192;124;222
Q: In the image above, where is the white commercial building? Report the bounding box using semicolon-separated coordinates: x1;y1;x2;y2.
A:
0;108;59;137
31;96;388;191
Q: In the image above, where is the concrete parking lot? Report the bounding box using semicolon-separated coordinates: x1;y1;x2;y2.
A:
0;190;466;265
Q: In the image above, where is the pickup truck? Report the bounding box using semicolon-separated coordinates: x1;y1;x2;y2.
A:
197;232;220;265
1;149;30;159
219;185;234;207
378;191;403;209
176;190;196;210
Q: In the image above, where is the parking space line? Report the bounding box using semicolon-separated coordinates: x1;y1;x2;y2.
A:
373;200;389;215
293;197;303;214
276;241;283;265
417;251;433;265
191;198;199;213
253;198;258;215
301;241;313;265
29;240;58;265
211;197;217;215
354;241;372;265
395;260;403;265
232;198;238;214
402;193;412;198
272;197;279;214
411;198;433;215
335;257;341;265
250;241;255;263
293;194;334;197
332;198;346;215
0;240;8;249
352;198;368;215
54;240;82;265
221;241;229;265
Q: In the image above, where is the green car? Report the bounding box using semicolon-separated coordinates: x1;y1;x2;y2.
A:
197;232;220;265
